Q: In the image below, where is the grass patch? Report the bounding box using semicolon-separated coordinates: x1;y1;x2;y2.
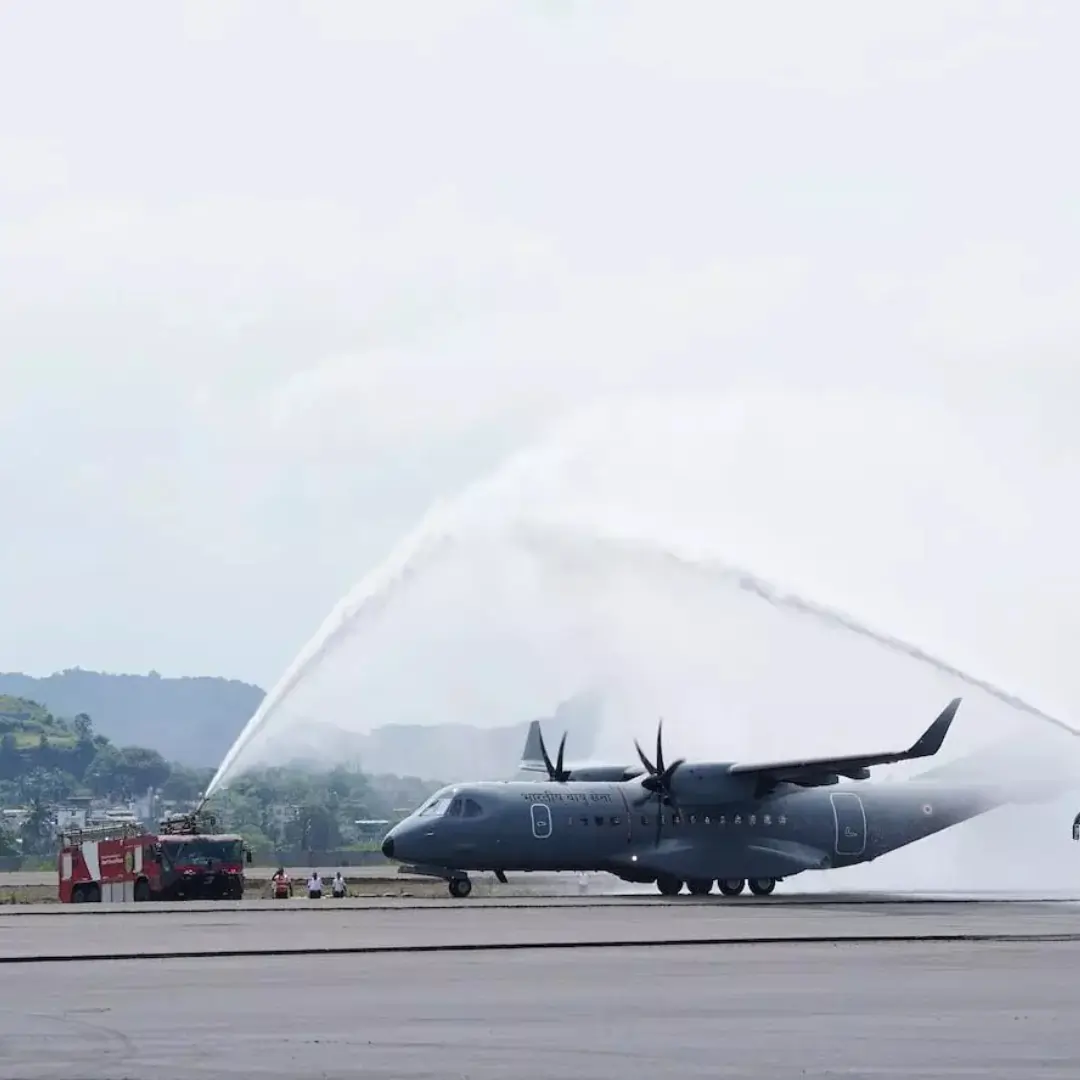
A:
9;732;77;750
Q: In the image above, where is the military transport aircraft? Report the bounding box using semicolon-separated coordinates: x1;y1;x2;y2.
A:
379;696;1010;898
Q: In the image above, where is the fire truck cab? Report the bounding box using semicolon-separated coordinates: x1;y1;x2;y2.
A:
58;812;252;903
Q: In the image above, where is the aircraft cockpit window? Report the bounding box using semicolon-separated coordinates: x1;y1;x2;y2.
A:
463;798;483;818
448;798;463;817
417;797;452;818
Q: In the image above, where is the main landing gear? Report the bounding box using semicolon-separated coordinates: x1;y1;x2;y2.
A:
655;876;779;898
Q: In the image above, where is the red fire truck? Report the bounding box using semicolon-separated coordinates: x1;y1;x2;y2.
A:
58;812;252;903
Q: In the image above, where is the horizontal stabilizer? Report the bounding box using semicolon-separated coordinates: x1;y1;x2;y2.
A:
726;697;962;787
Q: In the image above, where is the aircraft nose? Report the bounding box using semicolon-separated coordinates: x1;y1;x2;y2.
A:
381;833;395;859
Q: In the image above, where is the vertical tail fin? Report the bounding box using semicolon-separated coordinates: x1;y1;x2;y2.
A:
518;720;548;774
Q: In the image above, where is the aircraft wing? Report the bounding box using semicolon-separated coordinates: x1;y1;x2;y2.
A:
726;697;961;787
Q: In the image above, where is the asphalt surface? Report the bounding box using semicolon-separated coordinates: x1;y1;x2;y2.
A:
0;865;474;887
3;894;1080;960
2;940;1078;1079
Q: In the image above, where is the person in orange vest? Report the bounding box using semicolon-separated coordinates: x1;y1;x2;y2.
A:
270;867;293;899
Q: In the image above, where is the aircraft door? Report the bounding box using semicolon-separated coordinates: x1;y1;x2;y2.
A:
530;802;553;839
829;792;867;856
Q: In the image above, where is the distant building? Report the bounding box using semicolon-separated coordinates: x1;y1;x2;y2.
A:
55;806;89;831
354;819;391;839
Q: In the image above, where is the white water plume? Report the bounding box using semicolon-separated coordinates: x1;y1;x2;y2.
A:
208;389;1080;891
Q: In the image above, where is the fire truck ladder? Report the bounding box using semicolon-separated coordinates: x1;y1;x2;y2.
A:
57;821;145;846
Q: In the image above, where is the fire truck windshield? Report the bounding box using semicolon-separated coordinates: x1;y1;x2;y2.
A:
160;839;243;866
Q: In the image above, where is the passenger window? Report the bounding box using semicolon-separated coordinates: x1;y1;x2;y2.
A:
611;816;621;826
641;815;650;826
688;814;697;825
594;816;604;826
580;816;590;826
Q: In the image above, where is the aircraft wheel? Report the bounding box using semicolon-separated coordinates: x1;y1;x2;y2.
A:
448;877;473;898
747;877;776;896
686;878;713;896
656;875;683;896
717;878;745;897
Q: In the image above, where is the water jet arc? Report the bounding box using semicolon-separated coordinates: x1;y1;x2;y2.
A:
510;522;1080;740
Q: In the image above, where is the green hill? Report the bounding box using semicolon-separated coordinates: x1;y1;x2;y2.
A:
0;670;264;766
0;671;606;778
0;695;79;749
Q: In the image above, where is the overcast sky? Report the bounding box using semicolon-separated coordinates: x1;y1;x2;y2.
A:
2;1;1079;693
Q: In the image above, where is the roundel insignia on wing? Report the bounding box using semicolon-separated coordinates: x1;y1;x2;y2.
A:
922;803;933;816
124;848;134;872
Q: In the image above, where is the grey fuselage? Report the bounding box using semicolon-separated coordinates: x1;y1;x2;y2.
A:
381;771;1003;885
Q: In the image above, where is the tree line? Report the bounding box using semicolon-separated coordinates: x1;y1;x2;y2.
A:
0;698;442;859
211;765;440;856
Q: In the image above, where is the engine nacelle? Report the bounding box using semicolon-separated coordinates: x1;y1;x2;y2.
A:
662;763;759;805
566;765;643;782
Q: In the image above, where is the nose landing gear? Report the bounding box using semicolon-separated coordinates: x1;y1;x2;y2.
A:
448;876;473;898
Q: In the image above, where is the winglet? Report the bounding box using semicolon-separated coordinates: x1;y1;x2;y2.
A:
519;720;548;773
905;697;961;759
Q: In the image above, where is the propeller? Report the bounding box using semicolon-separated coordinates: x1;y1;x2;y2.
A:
537;727;572;782
632;719;685;845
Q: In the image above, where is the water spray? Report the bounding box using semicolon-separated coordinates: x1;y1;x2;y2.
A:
509;523;1080;740
205;391;1080;812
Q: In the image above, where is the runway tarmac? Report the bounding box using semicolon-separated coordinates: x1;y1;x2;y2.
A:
2;940;1078;1079
0;865;481;887
2;897;1079;1078
3;894;1080;961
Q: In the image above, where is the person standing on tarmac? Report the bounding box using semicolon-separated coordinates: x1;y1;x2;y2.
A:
271;867;293;899
331;871;347;898
307;870;323;899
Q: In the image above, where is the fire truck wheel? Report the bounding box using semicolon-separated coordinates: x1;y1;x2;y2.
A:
134;878;151;902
